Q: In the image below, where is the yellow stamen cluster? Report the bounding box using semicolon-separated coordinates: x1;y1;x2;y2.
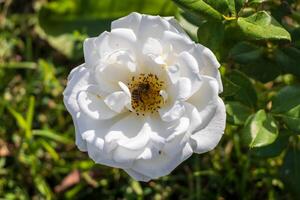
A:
128;73;165;116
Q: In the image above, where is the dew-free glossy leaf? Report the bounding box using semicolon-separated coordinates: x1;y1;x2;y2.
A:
251;131;289;157
172;0;223;21
39;0;177;36
197;20;224;53
241;59;281;83
280;147;300;197
221;76;241;97
242;110;279;148
237;11;291;41
281;105;300;133
226;101;253;125
229;42;263;64
227;70;257;108
272;85;300;114
275;47;300;77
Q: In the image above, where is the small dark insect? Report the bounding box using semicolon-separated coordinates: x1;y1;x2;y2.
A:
131;83;151;103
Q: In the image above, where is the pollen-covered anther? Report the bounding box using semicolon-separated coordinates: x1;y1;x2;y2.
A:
128;73;165;116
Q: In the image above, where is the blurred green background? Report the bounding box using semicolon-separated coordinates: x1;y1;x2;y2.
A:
0;0;300;199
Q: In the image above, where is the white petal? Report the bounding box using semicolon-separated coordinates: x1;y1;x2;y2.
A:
112;147;143;168
165;17;190;38
188;76;219;112
109;28;137;51
162;118;190;157
96;50;136;84
77;89;118;120
160;90;168;103
162;31;194;54
104;50;136;72
165;64;180;84
63;64;94;151
83;37;97;67
83;130;126;169
111;12;142;34
165;116;190;142
117;121;151;150
183;102;202;133
124;168;152;182
78;113;131;169
159;101;185;122
187;76;221;132
104;114;145;152
104;91;129;113
83;32;111;67
118;81;133;110
142;37;163;56
165;51;202;101
132;142;193;179
189;44;223;92
176;51;203;94
137;15;171;41
190;97;226;153
176;77;192;100
63;64;93;115
137;147;153;160
94;65;120;94
137;53;167;76
177;51;199;74
107;116;153;167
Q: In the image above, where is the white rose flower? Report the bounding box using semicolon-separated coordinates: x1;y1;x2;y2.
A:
63;12;226;182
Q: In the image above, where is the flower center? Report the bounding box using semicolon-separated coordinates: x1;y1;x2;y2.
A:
128;73;165;116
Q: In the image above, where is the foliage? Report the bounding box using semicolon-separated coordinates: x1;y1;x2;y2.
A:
0;0;300;199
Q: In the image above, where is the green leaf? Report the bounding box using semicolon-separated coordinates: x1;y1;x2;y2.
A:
291;27;300;48
38;59;63;94
172;0;223;21
226;0;245;17
272;86;300;133
35;26;85;59
180;10;204;26
227;70;257;108
229;42;263;64
291;10;300;24
221;75;241;97
234;0;246;15
6;97;35;139
0;62;37;69
226;0;236;16
39;0;177;37
280;147;300;197
242;110;279;148
281;105;300;133
237;11;291;41
197;20;224;53
272;85;300;114
240;58;281;83
226;101;253;125
275;47;300;77
251;131;289;157
229;41;281;82
6;106;27;130
131;180;143;196
203;0;230;15
39;139;60;161
38;0;177;58
25;96;35;139
32;129;72;144
176;12;199;41
248;0;266;4
34;176;53;200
